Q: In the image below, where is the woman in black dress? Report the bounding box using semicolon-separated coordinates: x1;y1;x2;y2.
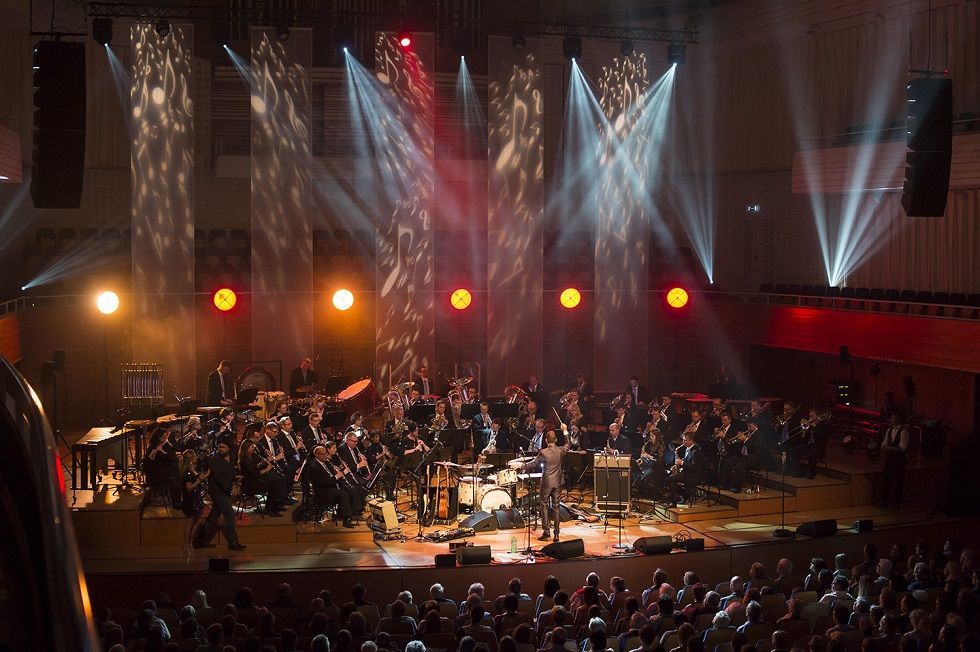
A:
179;449;210;555
144;426;180;497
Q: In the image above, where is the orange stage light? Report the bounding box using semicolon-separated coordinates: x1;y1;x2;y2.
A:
559;287;582;309
450;288;472;311
213;288;237;312
666;287;689;309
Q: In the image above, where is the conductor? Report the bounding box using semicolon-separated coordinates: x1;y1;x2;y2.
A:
524;427;568;543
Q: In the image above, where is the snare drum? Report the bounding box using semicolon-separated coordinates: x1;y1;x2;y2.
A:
478;486;513;512
494;468;518;487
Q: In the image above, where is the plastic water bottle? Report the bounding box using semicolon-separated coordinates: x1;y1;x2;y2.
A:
511;536;518;554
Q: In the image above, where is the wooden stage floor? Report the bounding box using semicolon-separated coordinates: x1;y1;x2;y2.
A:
69;446;954;575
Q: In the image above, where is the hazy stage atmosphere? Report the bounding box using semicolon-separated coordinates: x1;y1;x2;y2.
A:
0;0;979;651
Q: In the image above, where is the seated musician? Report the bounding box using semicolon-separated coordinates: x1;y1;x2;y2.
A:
407;388;422;407
177;416;206;454
300;411;328;450
144;427;180;494
529;418;547;453
713;413;736;461
648;405;674;443
637;424;667;497
749;400;773;427
238;435;284;516
338;431;369;476
347;412;368;440
385;404;407;434
709;398;727;423
483;418;505;454
719;419;768;493
789;408;828;479
396;421;429;472
523;401;539;435
684;408;713;453
278;416;306;481
667;430;704;507
308;443;356;528
471;401;492;451
606;421;632;455
429;400;450;432
563;422;589;485
521;374;547;410
211;407;237;450
257;421;294;504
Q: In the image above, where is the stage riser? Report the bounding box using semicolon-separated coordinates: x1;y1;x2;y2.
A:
82;519;980;614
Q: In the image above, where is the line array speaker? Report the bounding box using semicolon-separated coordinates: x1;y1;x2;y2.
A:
902;77;952;217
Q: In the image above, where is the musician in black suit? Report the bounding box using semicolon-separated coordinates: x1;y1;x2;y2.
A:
255;421;293;507
300;411;328;450
774;402;802;449
684;408;714;451
288;357;318;396
277;416;306;481
667;430;704;507
605;422;632;455
648;405;675;443
521;375;548;410
625;375;651;408
206;360;234;406
471;401;493;452
790;408;829;479
309;444;356;527
414;367;436;398
335;431;367;514
573;372;595;426
720;419;769;493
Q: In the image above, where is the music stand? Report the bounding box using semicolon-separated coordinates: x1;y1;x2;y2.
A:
320;410;349;435
436;428;466;458
324;376;350;395
408;403;436;426
492;403;519;420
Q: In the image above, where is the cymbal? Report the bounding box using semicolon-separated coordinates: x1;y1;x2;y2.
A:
451;376;473;386
393;381;414;392
460;462;494;471
433;460;459;467
198;406;225;413
294;385;311;393
125;419;155;427
508;456;535;465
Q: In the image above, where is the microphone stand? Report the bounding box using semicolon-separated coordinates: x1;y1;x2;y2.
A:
773;451;793;538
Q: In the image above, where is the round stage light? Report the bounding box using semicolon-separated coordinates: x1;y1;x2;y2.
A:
666;287;689;309
560;287;582;309
96;291;120;315
332;289;354;311
213;288;237;312
450;288;472;311
397;30;413;49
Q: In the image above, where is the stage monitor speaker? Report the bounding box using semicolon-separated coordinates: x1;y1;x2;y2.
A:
541;538;585;560
853;519;874;533
839;345;851;365
457;545;492;565
797;519;838;538
902;77;953;217
493;508;525;530
633;536;674;555
459;510;499;533
684;538;705;552
31;41;86;209
367;499;400;533
558;503;576;522
208;558;230;572
434;553;456;568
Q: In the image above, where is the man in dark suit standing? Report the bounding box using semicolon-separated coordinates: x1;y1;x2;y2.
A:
525;428;568;542
720;419;769;493
206;360;234;406
414;366;435;398
288;357;318;396
521;374;548;411
667;430;704;507
196;441;246;550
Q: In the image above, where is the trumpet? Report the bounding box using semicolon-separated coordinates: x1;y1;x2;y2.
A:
726;429;749;444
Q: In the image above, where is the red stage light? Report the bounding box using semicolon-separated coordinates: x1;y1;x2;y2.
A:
397;30;413;49
666;287;689;309
213;287;237;312
450;288;472;311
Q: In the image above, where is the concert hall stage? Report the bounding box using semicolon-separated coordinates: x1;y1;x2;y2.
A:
70;443;978;612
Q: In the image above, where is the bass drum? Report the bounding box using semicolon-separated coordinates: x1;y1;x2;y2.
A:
337;378;381;417
478;486;513;512
457;477;485;506
236;366;276;403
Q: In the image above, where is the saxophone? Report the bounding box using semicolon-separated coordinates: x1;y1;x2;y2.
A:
670;444;685;475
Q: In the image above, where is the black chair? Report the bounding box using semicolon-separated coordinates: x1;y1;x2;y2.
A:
788;284;801;294
869;288;884;300
914;290;933;303
900;289;916;302
759;283;774;293
839;287;855;298
801;285;815;296
774;283;788;294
